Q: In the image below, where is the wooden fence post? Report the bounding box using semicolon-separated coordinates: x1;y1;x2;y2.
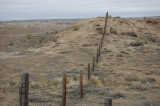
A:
104;11;108;36
88;63;90;81
101;37;103;49
104;98;112;106
96;48;99;63
80;71;83;98
20;73;29;106
19;82;22;106
62;73;66;106
92;57;95;73
99;45;101;56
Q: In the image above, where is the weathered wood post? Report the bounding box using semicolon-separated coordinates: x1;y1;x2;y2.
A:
88;63;90;81
92;57;95;73
96;48;99;63
99;45;101;56
104;98;112;106
101;37;103;49
20;73;29;106
62;73;66;106
80;71;83;98
19;82;22;106
103;11;108;36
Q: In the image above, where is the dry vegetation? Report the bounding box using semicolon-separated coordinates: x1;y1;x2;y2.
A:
0;17;160;106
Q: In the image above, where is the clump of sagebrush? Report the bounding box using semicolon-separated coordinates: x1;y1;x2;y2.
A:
125;76;140;82
145;77;156;83
26;34;32;40
150;70;160;75
111;92;126;99
9;41;14;46
145;18;159;25
130;41;143;46
121;31;137;37
39;36;44;43
73;25;79;31
31;40;37;47
55;30;58;34
110;27;117;34
126;31;137;37
146;36;159;43
135;99;160;106
129;84;147;91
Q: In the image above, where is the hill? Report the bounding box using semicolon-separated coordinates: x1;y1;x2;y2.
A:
0;16;160;106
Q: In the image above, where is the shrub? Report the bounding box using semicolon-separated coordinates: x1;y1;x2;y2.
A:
125;76;140;82
111;92;126;99
126;31;137;37
73;25;79;31
129;84;147;91
110;27;117;34
130;41;143;46
39;36;44;43
121;32;126;35
9;41;14;46
135;100;160;106
145;18;158;25
147;36;157;42
31;40;37;47
141;79;147;84
150;70;160;75
146;78;156;83
26;34;32;40
55;30;58;34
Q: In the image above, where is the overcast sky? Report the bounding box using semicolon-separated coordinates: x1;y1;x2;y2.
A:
0;0;160;21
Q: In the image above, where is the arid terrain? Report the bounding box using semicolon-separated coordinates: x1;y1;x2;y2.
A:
0;16;160;106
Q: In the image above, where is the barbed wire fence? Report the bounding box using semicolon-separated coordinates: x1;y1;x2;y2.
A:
19;11;112;106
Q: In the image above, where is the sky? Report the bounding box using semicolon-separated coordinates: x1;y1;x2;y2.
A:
0;0;160;21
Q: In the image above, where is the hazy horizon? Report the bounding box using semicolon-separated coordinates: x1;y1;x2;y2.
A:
0;0;160;21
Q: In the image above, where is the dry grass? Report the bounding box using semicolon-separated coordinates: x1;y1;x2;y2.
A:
90;76;103;88
1;17;160;106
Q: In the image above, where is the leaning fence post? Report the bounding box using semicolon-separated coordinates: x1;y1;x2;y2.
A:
62;73;66;106
80;71;83;98
104;98;112;106
20;73;29;106
101;37;103;49
99;45;101;56
88;63;90;81
104;11;108;36
96;48;99;63
92;57;95;73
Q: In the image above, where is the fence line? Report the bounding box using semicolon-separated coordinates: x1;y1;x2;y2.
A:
19;11;110;106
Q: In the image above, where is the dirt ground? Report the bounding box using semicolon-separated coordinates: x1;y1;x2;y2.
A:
0;17;160;106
